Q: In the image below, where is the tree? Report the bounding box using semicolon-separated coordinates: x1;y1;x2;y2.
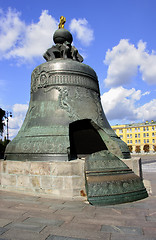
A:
135;145;141;153
0;108;5;136
0;137;10;159
143;144;149;153
128;145;133;153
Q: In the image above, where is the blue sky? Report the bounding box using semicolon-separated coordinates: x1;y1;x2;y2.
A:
1;0;156;139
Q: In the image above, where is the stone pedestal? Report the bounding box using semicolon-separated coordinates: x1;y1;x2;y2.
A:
0;156;150;200
0;159;86;200
122;157;142;179
122;157;152;195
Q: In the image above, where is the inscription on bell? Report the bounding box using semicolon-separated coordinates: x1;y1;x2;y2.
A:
31;69;99;93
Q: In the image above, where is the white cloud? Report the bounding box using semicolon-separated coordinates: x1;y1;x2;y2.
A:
7;103;28;139
142;91;150;96
0;9;58;62
104;39;156;87
139;53;156;85
136;99;156;121
8;10;58;61
101;87;141;121
69;18;94;46
0;9;94;63
0;8;24;53
101;87;156;122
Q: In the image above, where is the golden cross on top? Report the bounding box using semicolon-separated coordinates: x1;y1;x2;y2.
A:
58;16;66;29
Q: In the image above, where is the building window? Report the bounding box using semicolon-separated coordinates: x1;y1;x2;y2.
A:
146;127;149;131
143;127;146;131
138;134;140;138
127;134;129;138
147;133;149;137
130;134;132;138
130;140;132;143
147;139;149;143
144;139;146;143
152;126;154;131
138;139;140;143
152;132;155;137
135;140;137;143
138;128;140;132
135;134;137;138
135;128;137;132
152;139;155;143
144;133;146;137
127;140;129;143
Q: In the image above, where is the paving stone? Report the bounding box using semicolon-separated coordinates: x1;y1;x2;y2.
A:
48;203;66;211
43;226;110;240
54;208;85;216
61;206;85;212
146;215;156;222
63;201;86;208
0;227;8;235
0;194;40;203
7;223;46;233
0;219;12;227
111;233;156;240
11;203;45;212
101;225;143;235
72;216;127;226
95;211;145;221
0;170;155;239
22;209;61;219
124;219;156;228
46;235;88;240
23;217;64;226
0;200;19;208
2;228;49;240
0;238;11;240
143;226;156;236
113;207;149;217
25;212;74;223
0;209;25;220
60;222;101;232
38;198;65;205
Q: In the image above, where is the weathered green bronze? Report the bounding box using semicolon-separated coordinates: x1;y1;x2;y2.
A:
4;17;148;205
85;150;148;205
5;20;130;161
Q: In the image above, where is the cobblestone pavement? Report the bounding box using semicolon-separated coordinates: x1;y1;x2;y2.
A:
0;166;156;240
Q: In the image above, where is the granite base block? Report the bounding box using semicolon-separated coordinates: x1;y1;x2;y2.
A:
0;159;86;200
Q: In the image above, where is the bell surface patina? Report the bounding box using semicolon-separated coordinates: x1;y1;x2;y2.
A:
5;17;148;205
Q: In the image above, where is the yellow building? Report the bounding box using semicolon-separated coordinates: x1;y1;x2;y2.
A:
111;120;156;153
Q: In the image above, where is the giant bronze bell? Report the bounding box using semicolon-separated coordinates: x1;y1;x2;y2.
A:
5;17;148;205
